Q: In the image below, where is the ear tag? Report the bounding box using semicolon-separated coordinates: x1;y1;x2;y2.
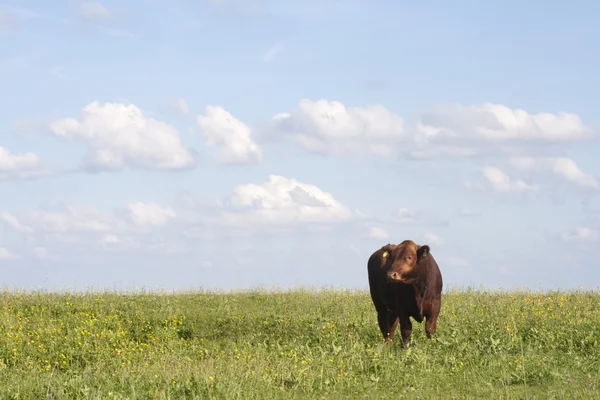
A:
382;251;388;258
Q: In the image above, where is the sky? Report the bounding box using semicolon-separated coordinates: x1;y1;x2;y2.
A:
1;0;600;292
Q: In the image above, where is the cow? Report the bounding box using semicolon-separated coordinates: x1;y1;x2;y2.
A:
367;240;443;348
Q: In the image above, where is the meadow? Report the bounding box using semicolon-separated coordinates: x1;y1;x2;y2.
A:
0;287;599;399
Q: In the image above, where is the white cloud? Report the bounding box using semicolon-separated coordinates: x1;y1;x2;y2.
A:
127;202;176;227
482;166;537;193
510;156;598;189
0;146;47;180
562;227;599;243
187;99;595;167
396;208;419;223
269;99;405;156
196;105;262;164
410;103;594;160
3;202;180;253
0;211;34;233
0;247;18;260
99;234;140;250
410;103;595;158
263;41;284;63
33;246;48;258
418;102;594;142
28;204;123;234
368;227;388;239
48;101;196;171
423;232;443;245
78;2;111;21
102;234;120;244
213;175;353;228
0;202;184;259
263;99;594;160
0;146;39;169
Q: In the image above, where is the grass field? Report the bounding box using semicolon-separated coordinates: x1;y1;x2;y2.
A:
1;288;599;399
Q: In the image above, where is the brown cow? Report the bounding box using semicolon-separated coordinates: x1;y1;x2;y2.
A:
367;240;443;348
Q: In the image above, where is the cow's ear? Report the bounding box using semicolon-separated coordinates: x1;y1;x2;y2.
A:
381;243;395;258
417;245;430;259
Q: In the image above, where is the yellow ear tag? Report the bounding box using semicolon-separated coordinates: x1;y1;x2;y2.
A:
382;251;388;258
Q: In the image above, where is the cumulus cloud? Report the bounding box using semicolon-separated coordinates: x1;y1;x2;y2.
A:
423;232;443;245
418;102;593;142
78;2;111;21
510;156;598;189
0;201;182;258
196;105;262;164
368;227;388;239
0;211;34;233
101;234;120;244
262;99;595;160
269;99;405;157
32;246;49;258
48;101;196;172
212;175;353;228
482;166;537;193
28;204;123;234
184;99;596;165
562;227;599;243
127;202;176;227
98;234;144;252
0;146;48;180
410;103;593;159
0;247;18;260
19;203;177;237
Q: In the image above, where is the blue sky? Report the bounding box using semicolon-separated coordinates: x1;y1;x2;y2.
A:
1;0;599;291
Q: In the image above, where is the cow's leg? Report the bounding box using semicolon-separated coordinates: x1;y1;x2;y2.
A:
387;312;400;342
368;280;393;342
413;289;424;323
377;309;393;342
398;312;413;349
425;298;441;339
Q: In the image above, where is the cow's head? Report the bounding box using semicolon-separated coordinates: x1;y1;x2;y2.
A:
383;240;430;284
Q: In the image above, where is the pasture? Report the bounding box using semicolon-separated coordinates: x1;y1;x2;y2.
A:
0;288;599;399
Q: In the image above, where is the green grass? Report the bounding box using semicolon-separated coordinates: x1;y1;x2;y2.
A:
1;287;599;399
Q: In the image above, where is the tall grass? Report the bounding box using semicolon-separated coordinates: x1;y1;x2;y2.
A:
1;288;599;399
